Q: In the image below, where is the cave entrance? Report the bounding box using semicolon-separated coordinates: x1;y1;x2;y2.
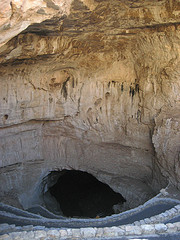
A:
47;170;126;218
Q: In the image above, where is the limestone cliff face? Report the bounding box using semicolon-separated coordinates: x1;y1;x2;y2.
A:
0;0;73;48
0;0;180;208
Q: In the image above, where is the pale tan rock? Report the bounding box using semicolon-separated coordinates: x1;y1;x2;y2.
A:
153;108;180;188
0;0;180;209
0;0;73;48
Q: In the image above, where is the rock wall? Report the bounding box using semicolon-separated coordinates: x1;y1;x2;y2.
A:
0;0;180;208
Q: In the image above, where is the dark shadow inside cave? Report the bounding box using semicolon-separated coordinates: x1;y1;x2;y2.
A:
48;170;126;218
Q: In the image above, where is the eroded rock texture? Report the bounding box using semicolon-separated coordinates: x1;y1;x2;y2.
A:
0;0;180;210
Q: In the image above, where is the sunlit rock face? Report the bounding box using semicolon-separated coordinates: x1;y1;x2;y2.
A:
0;0;73;48
0;0;180;210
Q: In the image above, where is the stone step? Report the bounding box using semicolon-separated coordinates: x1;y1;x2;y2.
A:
1;222;180;239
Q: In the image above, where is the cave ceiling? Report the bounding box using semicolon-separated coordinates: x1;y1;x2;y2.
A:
0;0;180;65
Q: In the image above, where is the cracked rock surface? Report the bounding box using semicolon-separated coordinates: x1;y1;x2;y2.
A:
0;0;180;210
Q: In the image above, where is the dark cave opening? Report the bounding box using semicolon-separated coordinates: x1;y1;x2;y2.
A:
48;170;126;218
